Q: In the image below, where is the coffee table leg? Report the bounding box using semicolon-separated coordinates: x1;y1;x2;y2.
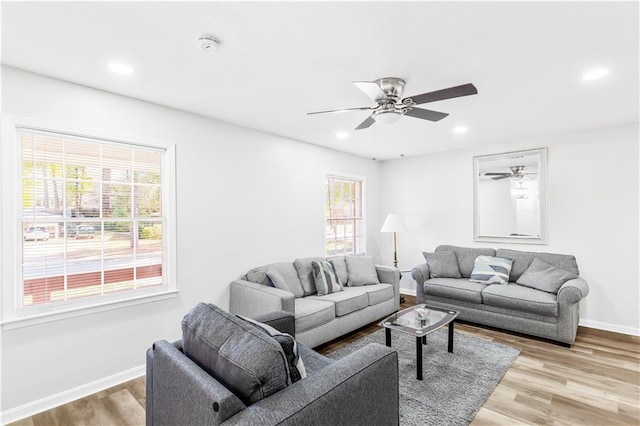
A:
448;321;454;353
416;337;423;380
385;328;391;347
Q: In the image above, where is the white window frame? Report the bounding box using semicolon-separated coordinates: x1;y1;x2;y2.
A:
324;172;367;256
0;115;178;330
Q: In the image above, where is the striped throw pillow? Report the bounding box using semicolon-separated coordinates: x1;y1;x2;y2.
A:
311;260;343;296
469;255;513;285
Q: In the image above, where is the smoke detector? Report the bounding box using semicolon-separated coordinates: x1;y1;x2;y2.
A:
197;36;221;51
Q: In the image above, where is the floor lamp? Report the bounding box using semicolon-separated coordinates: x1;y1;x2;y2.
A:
380;213;408;268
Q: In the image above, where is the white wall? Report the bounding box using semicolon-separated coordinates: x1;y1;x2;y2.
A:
379;123;639;335
0;67;383;414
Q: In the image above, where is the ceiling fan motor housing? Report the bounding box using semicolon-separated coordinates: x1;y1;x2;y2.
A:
374;77;406;102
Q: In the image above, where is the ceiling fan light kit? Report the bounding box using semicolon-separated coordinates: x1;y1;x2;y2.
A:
308;77;477;130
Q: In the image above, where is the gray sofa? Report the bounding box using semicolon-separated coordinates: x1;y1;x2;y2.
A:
229;256;400;348
146;305;399;426
411;245;589;345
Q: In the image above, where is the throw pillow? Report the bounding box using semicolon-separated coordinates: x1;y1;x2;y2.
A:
469;255;513;284
266;267;304;298
345;256;380;286
516;257;578;294
181;303;290;405
311;260;343;296
327;256;348;285
238;315;307;383
423;251;462;278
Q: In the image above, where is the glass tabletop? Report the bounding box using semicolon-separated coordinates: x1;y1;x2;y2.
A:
379;304;459;338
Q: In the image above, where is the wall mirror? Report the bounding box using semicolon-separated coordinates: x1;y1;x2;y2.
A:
473;147;547;244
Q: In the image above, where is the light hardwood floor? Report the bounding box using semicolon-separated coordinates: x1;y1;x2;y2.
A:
10;295;640;425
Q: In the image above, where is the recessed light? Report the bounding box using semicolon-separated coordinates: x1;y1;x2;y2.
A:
453;126;468;134
108;62;134;75
336;132;349;139
582;68;609;81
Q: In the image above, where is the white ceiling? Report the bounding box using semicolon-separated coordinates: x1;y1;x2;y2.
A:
2;1;638;160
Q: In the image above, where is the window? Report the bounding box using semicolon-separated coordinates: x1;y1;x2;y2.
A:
325;175;365;256
1;119;176;326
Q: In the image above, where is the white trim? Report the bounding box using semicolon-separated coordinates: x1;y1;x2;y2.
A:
2;289;178;330
399;287;416;296
0;114;179;326
579;319;640;337
0;364;145;425
323;171;367;256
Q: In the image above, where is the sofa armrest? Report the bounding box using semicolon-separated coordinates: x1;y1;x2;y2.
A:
254;310;296;336
411;263;430;304
147;340;246;426
376;265;401;308
229;279;295;317
557;277;589;305
223;343;399;426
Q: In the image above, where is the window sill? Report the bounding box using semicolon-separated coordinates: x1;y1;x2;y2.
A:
1;289;179;331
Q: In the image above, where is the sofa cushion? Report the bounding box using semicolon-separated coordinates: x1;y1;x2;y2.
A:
238;315;307;383
298;344;333;376
424;278;486;304
482;284;558;317
344;283;395;306
469;256;513;285
436;245;496;278
181;303;291;405
294;257;325;296
516;258;579;294
266;267;304;298
345;256;380;286
311;260;343;296
246;262;305;295
423;251;462;278
308;290;368;317
496;249;579;282
327;256;348;285
294;298;335;332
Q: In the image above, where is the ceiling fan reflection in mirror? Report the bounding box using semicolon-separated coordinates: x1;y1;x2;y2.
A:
484;165;538;181
307;77;478;130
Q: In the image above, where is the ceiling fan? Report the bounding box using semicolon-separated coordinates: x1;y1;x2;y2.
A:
484;166;538;180
307;77;477;130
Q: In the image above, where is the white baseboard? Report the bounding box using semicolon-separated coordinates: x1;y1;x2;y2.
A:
579;319;640;337
1;365;145;425
399;288;416;296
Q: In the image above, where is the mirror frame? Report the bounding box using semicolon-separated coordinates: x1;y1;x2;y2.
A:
473;147;548;244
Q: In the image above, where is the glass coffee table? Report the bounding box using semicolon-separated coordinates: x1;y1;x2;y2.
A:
379;304;459;380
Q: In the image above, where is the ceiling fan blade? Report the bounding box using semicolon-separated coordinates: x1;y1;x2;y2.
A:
355;115;376;130
404;107;449;122
492;175;511;180
353;81;387;102
484;173;510;176
404;83;478;105
307;106;373;115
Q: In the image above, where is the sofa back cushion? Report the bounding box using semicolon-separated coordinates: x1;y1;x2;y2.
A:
496;249;579;282
345;256;380;286
436;245;496;278
246;262;305;297
294;257;324;296
182;303;291;405
327;256;348;285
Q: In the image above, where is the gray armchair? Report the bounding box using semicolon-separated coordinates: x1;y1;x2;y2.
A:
146;307;399;426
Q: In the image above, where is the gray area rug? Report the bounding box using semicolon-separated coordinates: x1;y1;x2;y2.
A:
327;328;520;426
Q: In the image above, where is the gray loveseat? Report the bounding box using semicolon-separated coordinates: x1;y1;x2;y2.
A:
230;256;400;348
411;245;589;345
146;304;399;426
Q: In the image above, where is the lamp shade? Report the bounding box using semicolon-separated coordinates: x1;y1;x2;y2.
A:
380;213;408;233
